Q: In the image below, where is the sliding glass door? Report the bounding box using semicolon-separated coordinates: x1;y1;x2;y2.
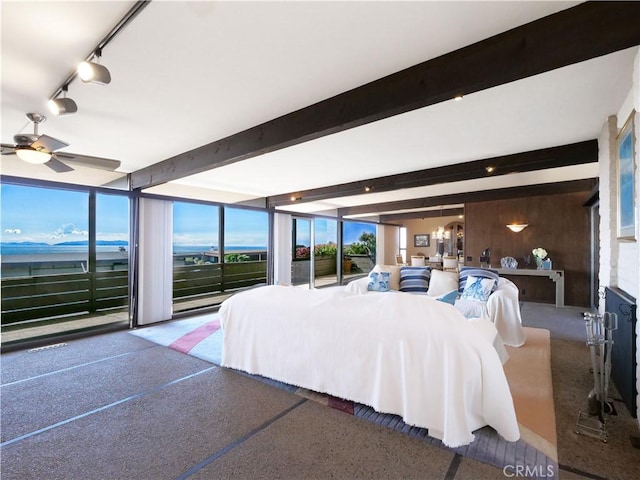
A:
1;183;130;345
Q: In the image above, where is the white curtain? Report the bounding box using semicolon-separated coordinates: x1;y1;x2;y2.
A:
137;197;173;325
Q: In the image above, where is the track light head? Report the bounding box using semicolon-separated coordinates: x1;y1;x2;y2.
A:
48;97;78;116
78;61;111;85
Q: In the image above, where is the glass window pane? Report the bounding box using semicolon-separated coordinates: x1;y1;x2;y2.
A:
1;184;88;278
95;193;130;317
172;201;220;313
342;221;376;279
314;218;338;286
224;207;268;290
96;193;129;271
291;217;311;286
224;207;268;261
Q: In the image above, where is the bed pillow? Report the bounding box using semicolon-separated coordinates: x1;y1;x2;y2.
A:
460;275;496;303
427;269;459;297
367;271;391;292
344;276;369;294
372;264;401;291
436;289;458;305
458;267;500;294
399;266;431;293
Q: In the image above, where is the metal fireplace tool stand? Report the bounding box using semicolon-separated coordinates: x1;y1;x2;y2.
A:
575;311;618;442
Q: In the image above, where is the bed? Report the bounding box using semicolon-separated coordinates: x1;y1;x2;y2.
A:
220;284;520;448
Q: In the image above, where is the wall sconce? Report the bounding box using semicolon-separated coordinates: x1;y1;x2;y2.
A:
506;224;528;233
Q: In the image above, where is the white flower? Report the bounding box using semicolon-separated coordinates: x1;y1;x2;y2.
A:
532;247;548;260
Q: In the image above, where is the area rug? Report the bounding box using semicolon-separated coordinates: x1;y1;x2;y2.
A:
130;315;558;479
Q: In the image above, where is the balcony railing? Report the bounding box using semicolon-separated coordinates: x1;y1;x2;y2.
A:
1;257;268;329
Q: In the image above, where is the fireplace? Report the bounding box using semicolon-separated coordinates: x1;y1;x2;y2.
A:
605;287;638;418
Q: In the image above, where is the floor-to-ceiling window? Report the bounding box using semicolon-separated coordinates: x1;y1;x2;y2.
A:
95;192;130;315
172;201;269;313
1;183;130;345
314;218;338;287
342;220;376;279
291;217;312;286
172;201;220;313
223;206;268;292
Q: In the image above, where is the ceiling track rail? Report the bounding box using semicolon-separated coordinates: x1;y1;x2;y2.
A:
49;0;152;101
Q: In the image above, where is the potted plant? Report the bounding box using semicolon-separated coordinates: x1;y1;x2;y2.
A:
342;255;353;273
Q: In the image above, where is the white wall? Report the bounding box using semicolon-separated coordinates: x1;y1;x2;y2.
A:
378;224;400;265
598;47;640;422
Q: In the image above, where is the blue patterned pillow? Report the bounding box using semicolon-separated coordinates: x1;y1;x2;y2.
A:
460;275;495;303
399;266;431;293
436;289;458;305
367;271;391;292
458;267;499;294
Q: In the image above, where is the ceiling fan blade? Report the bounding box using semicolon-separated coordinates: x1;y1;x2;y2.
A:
32;134;69;153
54;152;121;171
45;156;74;173
1;144;17;155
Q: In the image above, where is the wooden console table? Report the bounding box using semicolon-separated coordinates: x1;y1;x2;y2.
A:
495;268;565;308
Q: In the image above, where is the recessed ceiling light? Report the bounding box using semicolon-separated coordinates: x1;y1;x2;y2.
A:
454;95;463;101
485;166;495;173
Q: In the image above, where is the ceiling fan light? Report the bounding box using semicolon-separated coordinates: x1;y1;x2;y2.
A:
48;97;78;116
78;61;111;85
16;147;51;164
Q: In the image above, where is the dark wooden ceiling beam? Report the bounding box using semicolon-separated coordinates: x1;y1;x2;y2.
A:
267;140;597;207
130;2;640;190
380;208;465;223
338;178;597;217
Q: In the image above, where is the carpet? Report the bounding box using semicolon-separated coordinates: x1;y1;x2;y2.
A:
130;315;558;479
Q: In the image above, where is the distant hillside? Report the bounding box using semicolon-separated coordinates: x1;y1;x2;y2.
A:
0;241;49;246
56;240;129;246
0;240;128;247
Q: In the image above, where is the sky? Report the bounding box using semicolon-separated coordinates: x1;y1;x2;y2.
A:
1;184;94;244
296;218;375;246
1;184;374;247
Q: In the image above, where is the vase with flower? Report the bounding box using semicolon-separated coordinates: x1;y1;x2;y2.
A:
532;247;548;270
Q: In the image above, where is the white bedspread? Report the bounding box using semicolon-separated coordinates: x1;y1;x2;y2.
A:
220;285;520;448
487;278;527;347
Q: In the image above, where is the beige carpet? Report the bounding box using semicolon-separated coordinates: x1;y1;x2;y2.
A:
504;327;558;462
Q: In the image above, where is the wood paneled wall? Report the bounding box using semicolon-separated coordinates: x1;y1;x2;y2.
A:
465;192;591;307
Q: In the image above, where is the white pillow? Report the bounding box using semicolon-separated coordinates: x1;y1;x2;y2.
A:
373;264;401;291
427;269;459;297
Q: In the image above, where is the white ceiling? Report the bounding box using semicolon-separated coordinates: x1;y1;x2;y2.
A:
1;1;636;216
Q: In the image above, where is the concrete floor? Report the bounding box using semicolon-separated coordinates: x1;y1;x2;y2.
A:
1;302;639;480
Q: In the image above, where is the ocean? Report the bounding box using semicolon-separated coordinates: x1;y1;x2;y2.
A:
1;244;267;256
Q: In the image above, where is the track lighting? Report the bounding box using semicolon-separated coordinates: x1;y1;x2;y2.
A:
15;147;51;164
78;50;111;85
48;85;77;116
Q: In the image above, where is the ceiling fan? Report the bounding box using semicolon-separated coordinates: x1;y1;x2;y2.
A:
1;113;121;173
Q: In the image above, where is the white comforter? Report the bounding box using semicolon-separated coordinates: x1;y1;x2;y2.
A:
220;285;520;448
